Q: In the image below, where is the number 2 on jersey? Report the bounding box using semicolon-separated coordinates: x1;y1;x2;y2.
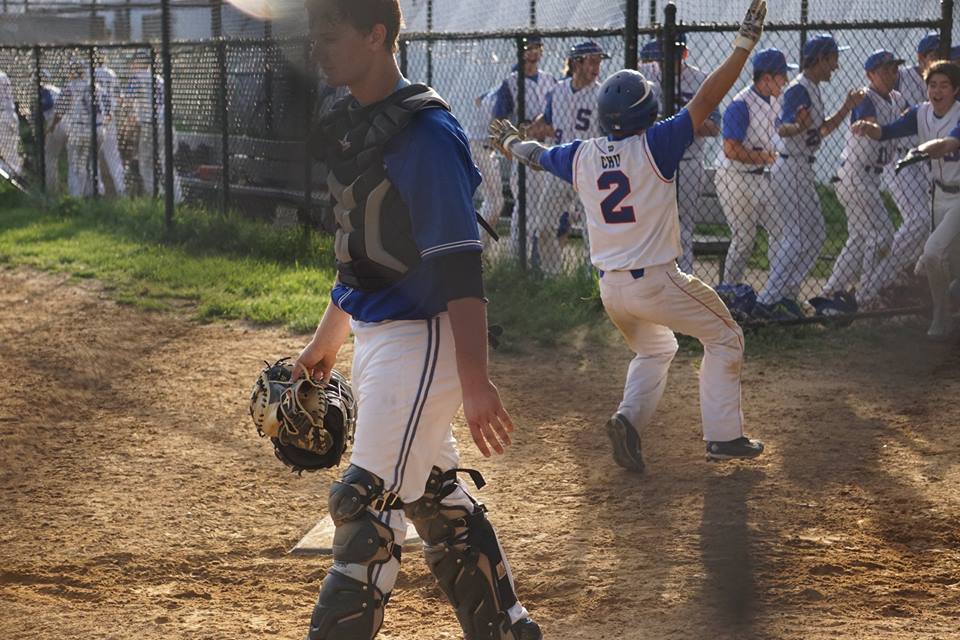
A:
597;170;636;224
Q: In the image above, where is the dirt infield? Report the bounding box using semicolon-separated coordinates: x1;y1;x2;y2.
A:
1;266;959;640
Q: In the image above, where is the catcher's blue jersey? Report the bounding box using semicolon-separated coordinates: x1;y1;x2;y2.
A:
331;86;482;323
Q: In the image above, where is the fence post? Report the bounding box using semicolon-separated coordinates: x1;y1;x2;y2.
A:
160;0;175;230
213;1;230;214
426;0;433;86
33;45;46;194
515;35;527;271
302;39;314;223
399;39;408;77
799;0;809;61
941;0;954;53
625;0;639;69
264;20;274;136
149;46;159;198
88;46;99;200
529;0;536;27
648;0;657;26
662;3;677;118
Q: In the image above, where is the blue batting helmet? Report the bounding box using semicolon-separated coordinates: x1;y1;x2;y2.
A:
597;69;659;135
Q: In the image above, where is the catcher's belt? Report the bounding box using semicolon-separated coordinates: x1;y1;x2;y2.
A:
249;358;357;472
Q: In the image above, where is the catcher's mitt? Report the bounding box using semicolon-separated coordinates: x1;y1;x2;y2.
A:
895;148;930;175
249;358;357;473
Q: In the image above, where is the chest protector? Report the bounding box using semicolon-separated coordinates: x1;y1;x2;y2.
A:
316;84;449;291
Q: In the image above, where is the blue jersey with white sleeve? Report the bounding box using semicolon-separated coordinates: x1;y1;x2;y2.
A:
331;98;482;323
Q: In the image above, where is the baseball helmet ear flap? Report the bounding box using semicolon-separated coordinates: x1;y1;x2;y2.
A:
598;69;659;135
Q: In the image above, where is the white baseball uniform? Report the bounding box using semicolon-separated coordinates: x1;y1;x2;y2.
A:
463;87;503;250
41;82;67;193
824;88;907;294
127;69;181;200
716;85;780;285
57;76;105;197
537;109;746;443
917;102;960;272
0;71;23;176
95;65;126;195
532;76;602;273
643;63;720;275
492;69;557;262
759;73;826;305
859;65;933;306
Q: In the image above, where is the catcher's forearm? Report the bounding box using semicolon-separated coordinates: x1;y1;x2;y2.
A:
447;297;490;389
918;136;960;160
314;300;352;350
505;138;547;171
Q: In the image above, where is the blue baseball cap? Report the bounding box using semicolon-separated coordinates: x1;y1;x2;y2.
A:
917;32;940;55
752;48;798;75
640;40;662;61
522;35;543;49
950;45;960;62
802;34;850;62
864;49;906;71
569;41;610;59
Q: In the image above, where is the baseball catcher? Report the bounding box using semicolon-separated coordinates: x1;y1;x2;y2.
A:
249;358;357;472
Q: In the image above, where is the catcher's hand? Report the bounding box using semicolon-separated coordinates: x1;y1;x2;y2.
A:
734;0;767;51
895;148;930;175
489;118;523;158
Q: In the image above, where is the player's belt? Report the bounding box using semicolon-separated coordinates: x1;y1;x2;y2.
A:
846;164;884;175
741;168;765;175
935;181;960;194
598;268;645;279
778;153;815;163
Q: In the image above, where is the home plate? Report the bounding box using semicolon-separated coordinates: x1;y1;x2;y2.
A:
290;515;422;555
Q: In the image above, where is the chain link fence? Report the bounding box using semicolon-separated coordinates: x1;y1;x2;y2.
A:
0;0;956;325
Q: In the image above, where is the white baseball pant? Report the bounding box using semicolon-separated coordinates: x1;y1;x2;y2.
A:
823;170;895;294
715;167;772;286
469;139;504;250
0;117;23;176
916;186;960;333
97;121;126;196
44;124;67;194
677;158;709;276
66;120;97;197
759;157;825;305
599;263;745;443
858;162;931;306
346;314;528;624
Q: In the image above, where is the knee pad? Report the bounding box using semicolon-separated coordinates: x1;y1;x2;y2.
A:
405;467;520;640
307;465;402;640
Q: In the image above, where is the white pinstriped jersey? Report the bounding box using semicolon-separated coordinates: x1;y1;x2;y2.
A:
545;78;602;144
496;71;557;123
841;88;907;167
778;74;825;157
572;135;681;271
641;63;711;159
94;66;119;117
719;85;780;171
896;66;926;148
918;101;960;185
57;78;105;127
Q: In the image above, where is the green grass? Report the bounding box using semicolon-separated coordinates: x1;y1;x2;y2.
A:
0;188;336;332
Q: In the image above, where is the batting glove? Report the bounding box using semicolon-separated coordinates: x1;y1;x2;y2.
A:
734;0;767;52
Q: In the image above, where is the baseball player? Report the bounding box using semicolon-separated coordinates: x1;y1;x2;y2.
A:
125;51;181;200
527;40;609;273
639;34;722;276
852;61;960;340
491;36;557;264
716;48;794;288
293;1;541;639
814;51;908;308
94;52;126;196
466;85;504;251
47;59;105;197
755;34;866;319
857;33;944;308
491;0;769;469
39;71;66;194
0;69;23;177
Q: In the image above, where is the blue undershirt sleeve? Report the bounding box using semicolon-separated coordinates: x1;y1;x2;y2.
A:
850;96;877;123
645;108;695;180
492;79;514;120
879;106;919;141
539;140;582;184
543;91;554;126
949;123;960;140
722;100;750;142
779;84;812;126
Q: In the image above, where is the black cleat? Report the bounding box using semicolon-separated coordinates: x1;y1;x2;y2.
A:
605;413;644;472
511;618;543;640
705;436;764;462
